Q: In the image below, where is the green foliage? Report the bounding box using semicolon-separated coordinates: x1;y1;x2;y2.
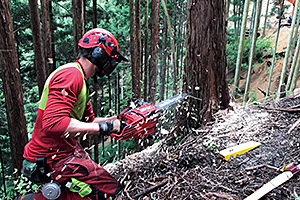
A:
227;28;273;71
13;174;39;196
249;89;257;102
98;139;135;164
23;86;39;137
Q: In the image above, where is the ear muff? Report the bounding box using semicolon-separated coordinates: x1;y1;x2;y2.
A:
91;47;108;64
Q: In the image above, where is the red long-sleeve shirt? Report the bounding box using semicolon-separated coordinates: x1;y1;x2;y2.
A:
23;61;95;163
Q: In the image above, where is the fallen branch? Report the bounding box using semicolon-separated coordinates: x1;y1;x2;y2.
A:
205;192;236;200
260;106;300;113
245;164;265;171
245;164;280;171
132;179;168;199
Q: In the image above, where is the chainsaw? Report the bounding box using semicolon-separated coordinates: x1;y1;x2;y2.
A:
110;93;188;140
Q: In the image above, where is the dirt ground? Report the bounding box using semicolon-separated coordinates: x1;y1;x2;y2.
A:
105;94;300;200
231;25;300;102
227;0;299;102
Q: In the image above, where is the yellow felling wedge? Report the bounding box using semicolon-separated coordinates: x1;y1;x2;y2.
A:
219;141;261;161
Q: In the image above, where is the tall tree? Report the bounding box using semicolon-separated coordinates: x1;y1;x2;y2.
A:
130;0;142;100
161;0;177;95
72;0;85;58
143;0;149;101
0;0;28;174
183;0;230;127
159;4;168;101
149;0;159;104
232;0;250;98
134;0;142;99
277;0;300;99
243;0;261;102
130;0;136;98
41;0;54;75
28;0;47;97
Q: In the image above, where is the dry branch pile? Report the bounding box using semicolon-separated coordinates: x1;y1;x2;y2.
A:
105;94;300;200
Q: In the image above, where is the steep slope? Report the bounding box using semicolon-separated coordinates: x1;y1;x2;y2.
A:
104;94;300;200
237;26;300;102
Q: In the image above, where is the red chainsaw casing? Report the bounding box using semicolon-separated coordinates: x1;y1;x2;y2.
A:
111;103;159;140
284;162;300;175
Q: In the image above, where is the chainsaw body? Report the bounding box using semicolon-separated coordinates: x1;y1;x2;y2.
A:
111;103;160;140
110;93;188;140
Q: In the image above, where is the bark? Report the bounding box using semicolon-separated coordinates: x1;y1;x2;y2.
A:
161;0;177;95
134;0;142;99
277;0;300;99
41;0;54;75
28;0;47;97
130;0;136;98
160;11;168;101
149;0;159;104
243;0;261;102
93;0;97;28
143;0;149;101
265;3;285;102
263;0;270;36
232;0;250;98
0;0;28;174
184;0;230;127
72;0;85;59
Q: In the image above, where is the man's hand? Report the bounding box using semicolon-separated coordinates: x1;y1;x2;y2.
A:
99;119;126;135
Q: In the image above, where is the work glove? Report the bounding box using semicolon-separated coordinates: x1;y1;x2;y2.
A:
99;120;126;135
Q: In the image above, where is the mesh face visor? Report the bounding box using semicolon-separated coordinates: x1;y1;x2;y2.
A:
102;57;120;75
101;47;128;76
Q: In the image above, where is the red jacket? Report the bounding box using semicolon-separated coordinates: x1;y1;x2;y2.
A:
23;61;95;164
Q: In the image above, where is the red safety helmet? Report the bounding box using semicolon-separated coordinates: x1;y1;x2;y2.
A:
78;28;128;76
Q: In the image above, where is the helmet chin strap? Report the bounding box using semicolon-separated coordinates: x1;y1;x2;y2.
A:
95;65;105;77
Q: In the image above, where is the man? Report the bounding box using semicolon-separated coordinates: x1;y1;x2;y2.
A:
21;28;128;200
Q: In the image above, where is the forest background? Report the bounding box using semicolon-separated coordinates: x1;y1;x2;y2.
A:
0;0;297;198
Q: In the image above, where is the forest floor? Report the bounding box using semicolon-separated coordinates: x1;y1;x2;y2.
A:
105;93;300;200
103;18;300;199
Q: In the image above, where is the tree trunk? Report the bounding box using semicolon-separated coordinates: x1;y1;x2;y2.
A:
41;0;54;76
277;0;300;99
161;0;177;95
232;0;250;98
130;0;136;98
184;0;230;127
72;0;84;59
265;3;285;102
28;0;47;97
243;0;261;103
134;0;142;99
0;0;28;174
160;9;168;101
143;0;149;101
263;0;270;36
149;0;159;104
